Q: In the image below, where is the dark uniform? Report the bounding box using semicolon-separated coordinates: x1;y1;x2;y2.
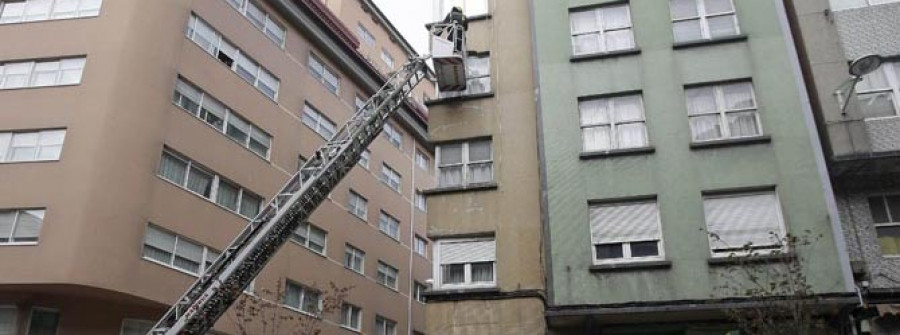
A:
442;7;467;53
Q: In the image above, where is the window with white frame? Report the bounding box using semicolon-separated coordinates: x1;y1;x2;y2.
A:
439;0;488;17
435;238;495;288
120;319;154;335
437;140;493;188
856;62;900;119
379;211;401;240
415;150;430;170
413;281;427;303
284;281;322;315
685;81;761;142
670;0;740;43
439;54;491;98
357;23;375;46
865;0;900;5
0;57;85;89
867;195;900;256
157;150;262;218
569;4;634;56
375;315;397;335
703;191;786;257
142;224;220;276
0;209;45;245
0;0;102;24
308;53;340;94
223;0;285;46
383;123;403;149
344;244;365;273
414;191;427;212
173;78;271;158
381;50;394;69
27;308;59;335
381;164;402;192
359;149;371;169
347;190;368;220
376;261;399;289
414;235;428;257
0;129;65;163
301;103;337;140
0;306;16;335
589;200;664;264
580;94;648;152
292;221;327;254
340;304;362;331
186;15;279;99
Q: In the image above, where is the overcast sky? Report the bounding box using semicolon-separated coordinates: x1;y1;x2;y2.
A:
371;0;434;56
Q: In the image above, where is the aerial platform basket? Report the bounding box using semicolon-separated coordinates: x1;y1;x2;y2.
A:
430;22;467;92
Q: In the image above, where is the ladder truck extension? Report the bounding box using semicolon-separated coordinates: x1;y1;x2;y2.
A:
149;57;429;335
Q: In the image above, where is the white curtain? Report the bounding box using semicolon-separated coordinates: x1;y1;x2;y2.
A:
216;181;240;211
174;239;203;272
583;126;611;152
0;2;26;23
614;96;643;122
707;15;737;38
186;167;213;197
239;194;261;218
673;20;702;42
441;264;465;284
439;166;463;187
601;5;631;30
573;33;602;55
580;99;609;125
159;153;187;185
617;123;648;149
471;262;494;282
722;82;755;110
727;112;760;137
468;163;493;184
670;0;698;19
705;0;734;13
143;226;175;263
25;0;52;21
690;115;722;141
570;10;598;34
686;87;718;115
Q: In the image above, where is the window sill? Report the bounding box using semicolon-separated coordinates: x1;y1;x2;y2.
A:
690;135;771;150
425;92;495;106
0;83;81;92
423;287;499;299
0;14;100;27
467;13;491;22
673;35;748;50
0;242;39;246
339;325;362;333
289;239;328;259
580;147;655;159
422;182;498;196
589;260;672;273
348;210;367;223
0;159;61;165
707;253;796;266
142;257;200;278
157;176;254;221
379;230;402;243
571;48;641;62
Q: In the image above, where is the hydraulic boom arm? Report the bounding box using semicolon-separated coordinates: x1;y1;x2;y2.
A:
150;57;429;335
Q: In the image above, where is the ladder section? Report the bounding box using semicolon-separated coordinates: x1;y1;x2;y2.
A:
149;58;429;335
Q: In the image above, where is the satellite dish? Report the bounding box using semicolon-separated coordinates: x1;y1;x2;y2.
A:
849;55;883;77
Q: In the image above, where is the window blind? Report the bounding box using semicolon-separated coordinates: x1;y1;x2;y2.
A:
590;202;660;244
440;240;495;264
704;192;783;250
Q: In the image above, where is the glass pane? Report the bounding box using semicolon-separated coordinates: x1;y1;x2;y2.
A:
441;264;465;284
673;19;703;42
0;211;15;242
191;18;218;54
617;123;648;149
583;126;611;152
705;0;734;13
39;130;66;146
226;0;243;9
201;97;227;131
870;197;891;224
51;0;79;18
302;290;321;313
572;33;602;55
726;111;760;137
722;83;755;110
58;58;85;85
439;144;463;165
235;53;258;83
78;0;102;16
466;56;490;78
2;62;32;89
245;1;266;29
12;209;43;242
595;243;624;259
265;19;285;44
467;76;492;95
690;115;722;141
468;163;493;184
670;0;698;19
284;283;302;308
186;167;213;197
468;141;492;161
604;29;634;52
226;114;251;144
601;5;631;30
27;309;59;335
159;153;187;185
258;70;279;98
570;10;598;34
858;92;897;119
24;0;52;21
686;87;718;115
888;196;900;222
471;262;494;282
877;226;900;256
174;240;203;273
216;181;240;211
439;166;463;187
708;15;738;39
630;241;660;257
240;193;261;218
580;99;609;125
294;223;309;245
30;61;60;87
614;96;643;122
859;68;890;91
0;2;26;23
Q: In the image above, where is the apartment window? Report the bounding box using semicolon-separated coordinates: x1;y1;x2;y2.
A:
0;307;16;335
379;211;401;240
284;281;321;315
173;78;272;158
857;62;900;119
589;200;663;264
670;0;740;43
376;261;399;289
414;191;427;212
357;23;375;46
413;281;427;303
383;123;403;149
381;50;394;69
414;235;428;257
865;0;900;5
703;191;786;257
308;54;340;94
186;15;280;99
358;149;371;169
570;4;634;56
0;57;85;89
415;150;430;170
440;0;488;17
435;238;495;288
301;103;337;139
340;304;362;331
437;140;493;188
0;0;101;24
580;94;648;152
0;209;45;245
685;81;761;142
224;0;286;46
868;195;900;256
380;164;402;192
142;224;220;275
157;150;262;218
344;244;365;273
0;129;65;163
347;190;368;220
292;222;327;254
26;308;59;335
120;320;154;335
439;54;491;98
